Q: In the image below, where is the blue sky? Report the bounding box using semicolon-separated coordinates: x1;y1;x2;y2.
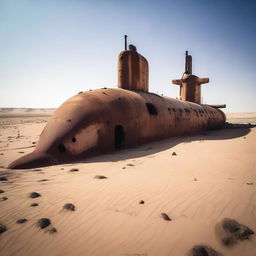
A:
0;0;255;112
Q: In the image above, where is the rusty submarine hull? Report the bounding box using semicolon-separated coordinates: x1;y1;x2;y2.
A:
8;41;226;169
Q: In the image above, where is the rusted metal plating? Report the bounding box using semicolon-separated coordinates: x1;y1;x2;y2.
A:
8;46;226;169
172;51;209;104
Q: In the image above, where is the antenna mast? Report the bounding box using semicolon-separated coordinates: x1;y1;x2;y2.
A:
124;35;128;50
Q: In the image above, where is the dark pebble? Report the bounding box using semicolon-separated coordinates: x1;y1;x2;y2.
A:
31;203;39;207
246;182;253;185
29;192;41;198
0;176;7;181
69;168;79;172
1;196;8;201
94;175;108;179
139;200;145;204
189;245;222;256
0;223;7;234
160;213;172;221
16;218;28;224
37;218;51;229
32;141;36;144
172;152;177;156
127;163;134;166
0;190;4;194
122;167;126;169
63;203;75;211
38;179;49;182
218;218;255;246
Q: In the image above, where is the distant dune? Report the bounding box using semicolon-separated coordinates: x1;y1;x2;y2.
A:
0;108;55;118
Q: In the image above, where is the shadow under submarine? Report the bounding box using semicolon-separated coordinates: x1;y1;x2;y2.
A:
9;37;226;169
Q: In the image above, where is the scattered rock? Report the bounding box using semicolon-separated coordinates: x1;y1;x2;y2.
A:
127;163;134;166
139;200;145;204
160;213;172;221
48;227;57;233
122;167;126;169
38;179;49;182
0;153;4;155
0;190;4;194
216;218;254;247
0;223;7;234
246;182;253;185
18;151;24;154
32;141;36;145
37;218;51;229
29;192;41;198
194;178;198;181
69;168;79;172
61;168;64;170
188;245;222;256
94;175;108;179
0;176;7;181
16;218;28;224
31;203;39;207
172;152;177;156
0;196;8;201
63;203;75;211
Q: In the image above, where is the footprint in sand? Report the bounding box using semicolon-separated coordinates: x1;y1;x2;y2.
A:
215;218;254;247
188;245;222;256
29;192;41;198
0;223;7;234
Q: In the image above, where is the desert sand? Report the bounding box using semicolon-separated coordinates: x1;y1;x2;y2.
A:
0;109;255;256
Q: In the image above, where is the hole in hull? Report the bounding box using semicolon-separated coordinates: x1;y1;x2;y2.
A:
58;143;66;153
146;103;158;115
115;125;125;150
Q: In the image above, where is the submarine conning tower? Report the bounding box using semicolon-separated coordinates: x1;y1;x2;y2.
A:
172;51;209;104
118;35;149;92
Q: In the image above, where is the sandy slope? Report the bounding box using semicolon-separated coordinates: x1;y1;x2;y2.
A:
0;110;256;256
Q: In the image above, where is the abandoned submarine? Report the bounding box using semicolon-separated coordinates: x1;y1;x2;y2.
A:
8;37;226;169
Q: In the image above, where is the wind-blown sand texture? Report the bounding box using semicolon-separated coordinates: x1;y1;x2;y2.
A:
0;109;255;256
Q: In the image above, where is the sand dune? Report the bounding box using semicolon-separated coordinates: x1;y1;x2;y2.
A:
0;110;255;256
